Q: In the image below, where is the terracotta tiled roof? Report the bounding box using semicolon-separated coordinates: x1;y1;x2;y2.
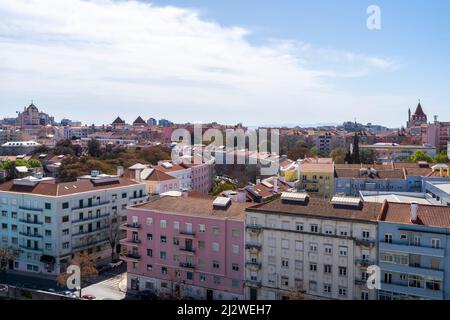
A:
247;197;381;222
112;117;125;124
133;116;146;125
379;202;450;228
301;163;334;173
145;169;177;182
413;102;426;116
0;178;141;196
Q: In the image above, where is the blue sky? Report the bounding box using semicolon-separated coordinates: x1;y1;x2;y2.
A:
0;0;449;127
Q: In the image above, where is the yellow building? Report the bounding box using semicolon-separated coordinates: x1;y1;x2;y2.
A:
296;160;335;198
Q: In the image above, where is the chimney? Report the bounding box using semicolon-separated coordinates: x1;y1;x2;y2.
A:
117;166;124;177
410;202;419;224
273;177;279;193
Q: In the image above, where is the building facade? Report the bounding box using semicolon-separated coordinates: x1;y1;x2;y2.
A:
123;196;250;300
244;192;380;300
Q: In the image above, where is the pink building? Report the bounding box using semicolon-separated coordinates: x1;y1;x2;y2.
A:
121;196;250;300
181;160;214;194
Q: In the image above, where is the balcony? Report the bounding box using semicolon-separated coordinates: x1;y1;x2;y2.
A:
19;232;43;239
120;252;141;262
245;243;262;251
72;213;110;224
18;206;43;212
246;224;263;233
380;262;444;279
72;238;109;251
119;238;142;247
380;282;443;300
179;247;196;255
354;278;367;286
19;245;42;252
71;201;110;211
355;259;376;267
120;223;141;231
129;194;148;201
18;219;43;225
179;262;195;269
379;241;445;258
246;261;262;269
355;238;376;247
245;280;262;288
72;225;109;237
179;230;196;238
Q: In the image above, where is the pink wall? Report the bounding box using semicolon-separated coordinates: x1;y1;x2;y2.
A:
124;207;244;295
190;162;213;194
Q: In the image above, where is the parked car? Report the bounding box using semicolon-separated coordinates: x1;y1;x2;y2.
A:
97;264;112;275
82;294;96;300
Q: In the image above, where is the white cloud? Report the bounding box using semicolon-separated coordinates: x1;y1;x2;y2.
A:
0;0;402;126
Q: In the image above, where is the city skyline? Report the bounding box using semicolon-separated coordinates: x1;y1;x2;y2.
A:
1;0;449;127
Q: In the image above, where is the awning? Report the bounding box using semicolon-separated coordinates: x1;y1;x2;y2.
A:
40;255;56;264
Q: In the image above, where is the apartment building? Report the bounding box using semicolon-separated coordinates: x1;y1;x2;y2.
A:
122;195;251;300
296;158;335;198
0;171;146;276
244;192;380;300
377;202;450;300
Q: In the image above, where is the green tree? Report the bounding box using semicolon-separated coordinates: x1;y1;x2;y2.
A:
330;148;347;164
309;146;318;156
87;139;102;158
351;134;360;164
434;153;450;163
27;159;42;168
211;180;236;196
360;149;375;164
410;150;433;163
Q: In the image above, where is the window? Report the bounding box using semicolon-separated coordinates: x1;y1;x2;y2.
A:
309;281;317;291
324;244;332;255
200;274;206;282
431;238;441;249
62;202;69;209
173;221;179;230
62;229;69;236
232;244;239;254
282;221;290;229
173;254;179;262
232;279;239;288
281;258;289;268
281;239;289;249
362;230;370;239
160;236;167;244
400;232;407;240
338;287;347;296
268;237;276;248
324;225;334;235
324;284;331;294
232;263;239;271
212;227;220;236
310;224;318;233
161;267;168;275
384;233;393;243
413;235;421;246
339;227;348;236
146;217;153;225
339;267;347;276
339;246;348;256
268;256;276;266
309;263;317;272
198;241;205;249
122;193;127;199
324;265;332;274
160;251;166;259
147;249;153;257
45;230;51;237
213;261;220;269
45;203;51;210
232;228;239;237
147;233;153;241
361;291;369;300
309;243;318;252
281;277;289;287
296;222;304;231
160;220;167;229
45;216;51;223
63;242;70;249
213;276;221;284
186;272;193;280
173;237;179;245
145;264;152;271
212;242;220;252
295;260;303;271
295;241;304;251
199;224;206;233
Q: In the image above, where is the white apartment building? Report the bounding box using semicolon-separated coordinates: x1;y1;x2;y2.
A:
0;171;146;276
244;192;380;300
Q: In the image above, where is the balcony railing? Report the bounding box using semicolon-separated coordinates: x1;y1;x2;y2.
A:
246;224;263;232
246;261;262;269
179;230;196;237
72;213;110;224
72;238;109;250
355;259;376;267
18;206;43;212
179;262;195;269
19;245;42;252
355;238;376;247
71;201;110;211
120;223;142;230
18;219;43;225
19;232;43;238
121;252;141;260
245;243;262;250
180;247;196;254
245;280;262;288
72;225;109;237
